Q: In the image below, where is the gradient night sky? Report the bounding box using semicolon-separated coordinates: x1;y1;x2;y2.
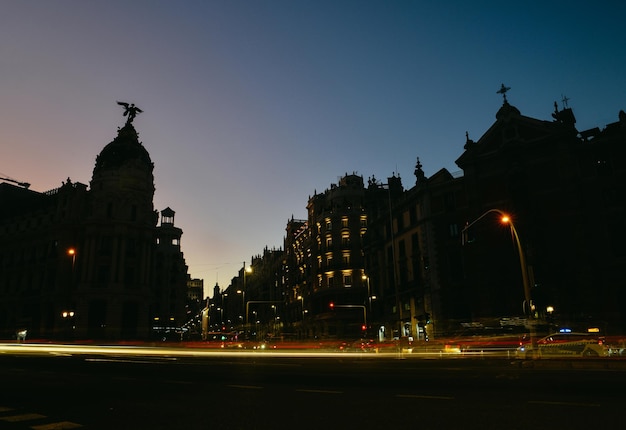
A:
2;1;625;297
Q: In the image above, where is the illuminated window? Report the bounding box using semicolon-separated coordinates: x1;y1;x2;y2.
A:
343;275;352;287
326;236;332;247
341;234;350;247
341;218;348;228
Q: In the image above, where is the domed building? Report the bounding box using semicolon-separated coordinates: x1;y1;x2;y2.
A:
0;106;189;340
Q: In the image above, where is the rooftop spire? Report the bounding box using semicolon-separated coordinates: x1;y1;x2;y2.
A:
497;83;511;103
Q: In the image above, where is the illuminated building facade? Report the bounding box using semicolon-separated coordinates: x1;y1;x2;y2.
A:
303;174;370;338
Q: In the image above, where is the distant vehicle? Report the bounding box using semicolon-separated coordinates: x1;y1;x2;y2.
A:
346;338;379;352
516;332;610;359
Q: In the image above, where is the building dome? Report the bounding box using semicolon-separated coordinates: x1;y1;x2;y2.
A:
495;101;521;120
93;124;153;175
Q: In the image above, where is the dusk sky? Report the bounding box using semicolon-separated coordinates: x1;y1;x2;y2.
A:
2;1;625;297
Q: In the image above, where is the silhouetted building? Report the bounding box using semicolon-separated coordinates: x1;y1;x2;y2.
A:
284;217;310;337
0;120;189;340
456;99;626;333
277;96;626;339
363;162;467;340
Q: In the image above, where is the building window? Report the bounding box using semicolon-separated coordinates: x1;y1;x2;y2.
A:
97;266;110;285
126;239;137;257
342;253;350;265
343;275;352;287
326;236;333;247
99;237;113;256
341;217;349;228
124;266;136;286
449;223;459;237
409;206;417;225
444;192;455;211
341;235;350;247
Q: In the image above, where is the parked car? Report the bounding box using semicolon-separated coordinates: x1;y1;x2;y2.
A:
516;332;610;359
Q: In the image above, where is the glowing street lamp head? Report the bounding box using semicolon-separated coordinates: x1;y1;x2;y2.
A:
500;215;510;224
67;248;76;256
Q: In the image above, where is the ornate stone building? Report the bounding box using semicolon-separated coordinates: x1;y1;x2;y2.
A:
456;97;626;333
0;108;188;340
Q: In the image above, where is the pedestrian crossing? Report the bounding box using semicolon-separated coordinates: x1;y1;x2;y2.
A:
0;406;83;429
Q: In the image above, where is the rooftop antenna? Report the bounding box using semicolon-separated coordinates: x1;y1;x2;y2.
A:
561;94;570;109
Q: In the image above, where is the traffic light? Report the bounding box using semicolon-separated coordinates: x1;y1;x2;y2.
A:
425;313;431;324
361;324;367;331
329;302;335;310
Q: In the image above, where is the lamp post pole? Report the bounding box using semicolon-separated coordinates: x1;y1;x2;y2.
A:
361;274;373;317
242;262;252;325
243;262;246;325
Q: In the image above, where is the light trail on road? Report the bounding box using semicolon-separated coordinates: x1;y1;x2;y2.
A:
0;343;412;359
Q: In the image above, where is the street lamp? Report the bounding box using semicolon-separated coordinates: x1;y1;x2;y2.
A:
67;248;76;268
216;307;224;325
361;274;373;316
236;289;246;332
67;248;77;292
297;295;306;321
462;209;533;317
242;262;252;324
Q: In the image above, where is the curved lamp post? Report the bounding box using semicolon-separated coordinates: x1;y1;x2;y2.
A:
462;209;533;317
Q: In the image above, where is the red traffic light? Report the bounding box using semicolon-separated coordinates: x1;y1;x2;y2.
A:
329;302;334;309
361;324;367;331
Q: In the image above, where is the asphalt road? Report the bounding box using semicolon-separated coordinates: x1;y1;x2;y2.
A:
1;346;625;429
